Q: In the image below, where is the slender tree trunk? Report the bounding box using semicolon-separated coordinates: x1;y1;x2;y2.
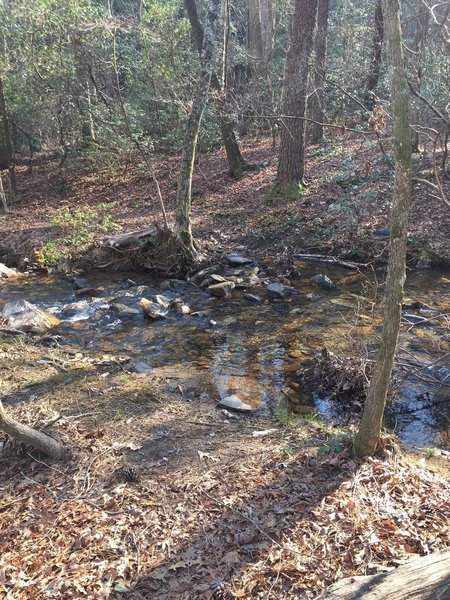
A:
0;171;8;213
277;0;318;196
184;0;252;179
364;0;384;110
0;75;17;196
0;400;66;460
176;0;220;260
310;0;330;143
354;0;412;458
410;4;429;152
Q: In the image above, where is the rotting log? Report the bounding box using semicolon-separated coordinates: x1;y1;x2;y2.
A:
100;227;158;250
317;551;450;600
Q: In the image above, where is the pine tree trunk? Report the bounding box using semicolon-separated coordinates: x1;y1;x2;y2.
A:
354;0;412;458
364;0;384;110
310;0;330;143
184;0;251;179
277;0;318;195
176;0;220;261
0;400;66;460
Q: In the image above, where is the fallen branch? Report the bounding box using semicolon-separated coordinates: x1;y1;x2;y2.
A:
0;399;67;460
100;227;159;249
293;253;369;269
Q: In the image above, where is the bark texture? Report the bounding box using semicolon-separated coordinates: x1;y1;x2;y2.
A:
364;0;384;109
277;0;318;194
176;0;220;260
310;0;330;143
0;75;17;194
248;0;273;78
0;400;66;460
354;0;412;458
184;0;251;178
317;551;450;599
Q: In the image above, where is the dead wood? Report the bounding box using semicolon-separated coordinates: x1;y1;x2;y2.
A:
99;227;158;250
293;253;369;269
0;400;66;460
316;348;372;400
317;551;450;599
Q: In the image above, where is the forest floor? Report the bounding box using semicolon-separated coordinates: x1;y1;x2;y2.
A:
1;337;449;599
0;133;449;271
1;136;450;598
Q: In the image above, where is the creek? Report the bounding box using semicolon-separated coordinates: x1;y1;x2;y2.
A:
1;261;449;449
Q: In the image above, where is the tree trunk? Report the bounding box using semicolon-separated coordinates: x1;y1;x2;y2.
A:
184;0;252;179
0;400;66;460
277;0;318;196
176;0;220;261
410;4;429;152
0;75;17;196
317;551;450;599
364;0;384;110
0;171;8;213
248;0;273;78
310;0;330;143
354;0;412;458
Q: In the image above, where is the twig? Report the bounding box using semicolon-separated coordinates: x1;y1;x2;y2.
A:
20;471;58;499
82;447;115;495
0;496;29;512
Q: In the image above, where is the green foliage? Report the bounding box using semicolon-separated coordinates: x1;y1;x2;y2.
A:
318;432;352;455
35;203;120;266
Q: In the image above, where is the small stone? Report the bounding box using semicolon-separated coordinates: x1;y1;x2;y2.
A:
313;274;336;291
244;293;262;304
139;298;169;319
208;281;235;298
76;287;102;298
171;299;191;315
217;395;254;412
266;282;287;298
127;360;152;374
226;254;254;266
109;303;140;316
210;274;227;283
155;294;171;308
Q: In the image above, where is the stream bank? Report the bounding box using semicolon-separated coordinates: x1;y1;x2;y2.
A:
1;257;449;450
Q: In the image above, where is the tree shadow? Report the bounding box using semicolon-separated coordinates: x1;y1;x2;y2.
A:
129;447;360;599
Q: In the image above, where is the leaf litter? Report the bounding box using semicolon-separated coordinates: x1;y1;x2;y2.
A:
0;289;449;599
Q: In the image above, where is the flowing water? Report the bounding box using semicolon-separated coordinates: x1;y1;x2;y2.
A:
1;262;449;449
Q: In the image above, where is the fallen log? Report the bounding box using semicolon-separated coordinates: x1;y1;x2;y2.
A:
100;227;158;250
293;253;369;269
317;551;450;599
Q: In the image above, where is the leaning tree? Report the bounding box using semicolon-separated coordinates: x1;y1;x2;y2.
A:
354;0;412;457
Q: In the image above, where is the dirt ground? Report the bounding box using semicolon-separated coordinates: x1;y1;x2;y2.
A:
0;134;449;271
0;337;449;599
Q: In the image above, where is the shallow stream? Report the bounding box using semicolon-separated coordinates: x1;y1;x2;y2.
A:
1;261;449;448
